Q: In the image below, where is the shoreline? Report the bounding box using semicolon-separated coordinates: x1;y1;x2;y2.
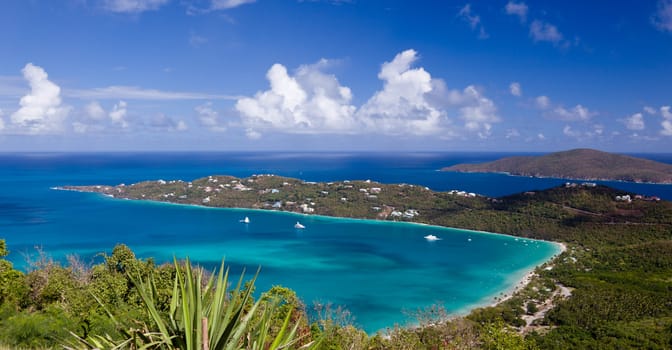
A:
54;186;562;247
56;186;567;332
489;241;567;308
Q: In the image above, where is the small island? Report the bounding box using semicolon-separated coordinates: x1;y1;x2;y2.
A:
442;148;672;184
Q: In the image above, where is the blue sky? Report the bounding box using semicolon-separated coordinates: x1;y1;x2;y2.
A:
1;0;671;152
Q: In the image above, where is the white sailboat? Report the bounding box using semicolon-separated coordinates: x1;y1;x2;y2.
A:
240;216;250;224
294;221;306;229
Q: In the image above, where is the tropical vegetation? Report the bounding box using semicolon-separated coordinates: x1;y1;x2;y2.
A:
2;180;672;349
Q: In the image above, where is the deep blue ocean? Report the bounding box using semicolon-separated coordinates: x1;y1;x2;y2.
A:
1;152;671;332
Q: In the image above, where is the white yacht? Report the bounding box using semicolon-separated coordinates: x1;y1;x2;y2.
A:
240;216;250;224
424;234;440;241
294;221;306;229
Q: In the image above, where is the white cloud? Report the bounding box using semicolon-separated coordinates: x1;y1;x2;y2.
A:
506;128;520;138
72;122;89;134
505;1;528;22
593;123;604;135
530;20;563;44
662;106;672;119
103;0;169;13
195;102;226;131
457;85;499;138
0;109;4;130
11;63;70;134
652;0;672;32
149;113;188;131
211;0;255;10
662;106;672;136
547;104;596;121
245;128;261;140
624;113;645;130
189;33;208;48
237;59;356;136
537;133;545;140
563;125;579;138
85;101;106;120
644;106;657;115
109;101;129;128
236;49;500;139
66;86;239;100
358;50;447;135
457;4;488;39
662;121;672;136
509;82;522;97
562;124;604;139
535;95;550;109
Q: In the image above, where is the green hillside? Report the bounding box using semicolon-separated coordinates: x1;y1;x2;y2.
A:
443;149;672;184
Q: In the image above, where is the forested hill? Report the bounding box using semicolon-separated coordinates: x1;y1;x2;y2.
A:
443;149;672;184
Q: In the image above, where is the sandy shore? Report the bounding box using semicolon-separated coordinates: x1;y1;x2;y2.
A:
491;242;567;307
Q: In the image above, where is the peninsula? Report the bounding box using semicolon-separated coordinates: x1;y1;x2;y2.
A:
442;148;672;184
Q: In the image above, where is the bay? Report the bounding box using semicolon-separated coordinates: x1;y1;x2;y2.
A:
1;152;669;332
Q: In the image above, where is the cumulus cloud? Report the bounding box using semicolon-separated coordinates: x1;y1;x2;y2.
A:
535;94;595;121
358;50;448;135
11;63;70;134
245;128;261;140
662;106;672;119
562;124;604;140
457;86;499;138
506;128;520;139
652;0;672;32
644;106;657;115
458;4;488;39
530;20;564;44
109;101;129;128
537;133;545;140
505;1;528;22
236;49;500;139
189;33;208;48
662;106;672;136
236;59;356;136
535;95;550;109
509;82;522;97
149;113;188;131
624;113;645;130
103;0;169;13
195;102;226;131
546;104;596;121
85;101;106;120
562;125;580;138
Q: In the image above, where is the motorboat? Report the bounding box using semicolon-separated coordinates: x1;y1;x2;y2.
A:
424;234;440;241
240;216;250;224
294;221;306;229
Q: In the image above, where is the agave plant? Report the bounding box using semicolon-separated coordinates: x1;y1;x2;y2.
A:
66;257;316;350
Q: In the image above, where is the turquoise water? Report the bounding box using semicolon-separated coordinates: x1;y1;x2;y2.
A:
3;152;670;332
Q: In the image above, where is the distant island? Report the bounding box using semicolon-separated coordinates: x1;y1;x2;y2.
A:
442;148;672;184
